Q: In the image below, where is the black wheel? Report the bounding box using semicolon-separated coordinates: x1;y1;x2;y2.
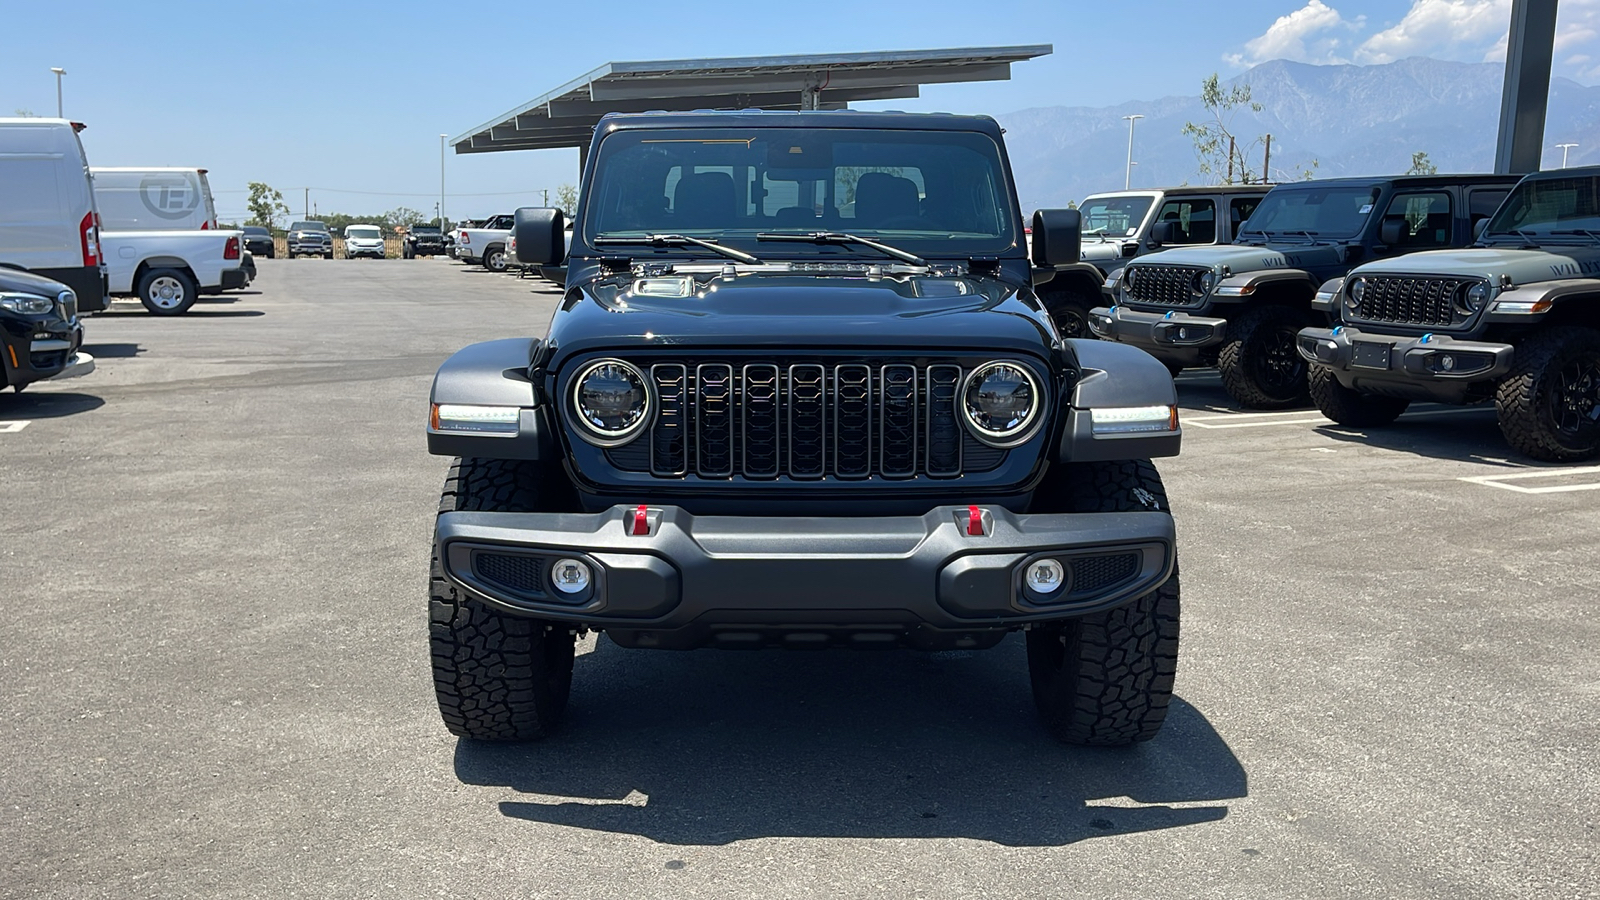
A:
1495;327;1600;461
484;247;508;272
1217;305;1310;409
430;457;577;741
1040;287;1097;340
287;251;296;259
266;246;275;259
403;246;413;259
324;250;334;260
1309;363;1410;427
136;267;198;316
1025;460;1180;746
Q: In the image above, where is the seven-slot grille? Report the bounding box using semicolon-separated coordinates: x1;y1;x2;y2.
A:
1124;265;1207;308
1349;275;1468;327
602;360;1013;480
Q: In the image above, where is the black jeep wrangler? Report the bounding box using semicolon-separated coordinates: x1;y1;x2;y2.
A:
404;225;446;259
1299;166;1600;461
426;111;1185;745
1090;175;1520;408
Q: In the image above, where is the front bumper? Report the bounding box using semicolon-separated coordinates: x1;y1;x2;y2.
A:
1088;305;1228;365
347;244;385;256
289;242;331;254
1297;325;1514;401
3;320;90;386
437;504;1175;650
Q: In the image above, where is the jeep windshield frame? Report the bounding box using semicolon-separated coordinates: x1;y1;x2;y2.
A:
580;126;1021;260
1483;173;1600;242
1237;184;1381;242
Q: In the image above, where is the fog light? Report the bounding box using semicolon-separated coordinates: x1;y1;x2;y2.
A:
550;558;592;595
1438;354;1455;371
1026;559;1065;594
1176;327;1189;340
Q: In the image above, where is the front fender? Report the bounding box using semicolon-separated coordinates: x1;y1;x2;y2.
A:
1056;339;1181;462
426;338;555;460
1215;268;1319;301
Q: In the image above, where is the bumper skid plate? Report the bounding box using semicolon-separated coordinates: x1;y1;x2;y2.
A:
1090;305;1227;352
436;504;1175;650
1297;326;1514;382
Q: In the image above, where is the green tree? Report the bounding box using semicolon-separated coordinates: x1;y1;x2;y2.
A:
1183;74;1266;184
1407;151;1438;175
13;108;37;117
384;206;425;230
555;184;579;217
246;182;291;229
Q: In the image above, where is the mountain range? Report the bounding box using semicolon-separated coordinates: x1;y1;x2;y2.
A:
999;57;1600;211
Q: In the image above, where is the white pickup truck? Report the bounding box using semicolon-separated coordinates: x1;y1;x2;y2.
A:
101;228;249;315
455;214;514;271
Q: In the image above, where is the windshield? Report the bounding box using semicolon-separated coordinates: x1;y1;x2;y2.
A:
412;226;440;234
1078;195;1154;237
1240;185;1380;238
1485;174;1600;236
582;127;1018;257
346;226;382;239
243;226;269;236
291;221;328;232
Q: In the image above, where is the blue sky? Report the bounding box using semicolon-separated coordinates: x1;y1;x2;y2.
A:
3;0;1595;221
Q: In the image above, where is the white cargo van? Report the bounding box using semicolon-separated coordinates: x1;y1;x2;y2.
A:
90;167;219;232
0;118;109;311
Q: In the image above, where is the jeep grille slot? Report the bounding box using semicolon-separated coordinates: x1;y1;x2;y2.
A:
1124;265;1206;309
474;552;546;597
1349;275;1464;328
613;360;1009;480
1068;553;1140;595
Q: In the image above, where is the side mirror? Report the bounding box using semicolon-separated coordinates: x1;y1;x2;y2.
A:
1379;217;1406;246
1472;218;1489;240
1030;209;1081;267
1148;221;1177;248
512;207;564;266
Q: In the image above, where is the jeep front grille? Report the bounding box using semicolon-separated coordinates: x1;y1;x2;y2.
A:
1349;276;1467;328
1124;265;1206;309
601;360;1010;480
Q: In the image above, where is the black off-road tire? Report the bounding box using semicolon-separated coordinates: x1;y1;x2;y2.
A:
1040;286;1098;340
1495;327;1600;462
430;457;577;741
1217;304;1311;409
1025;460;1180;746
1308;363;1410;427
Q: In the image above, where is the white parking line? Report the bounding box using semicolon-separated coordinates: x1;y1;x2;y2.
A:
0;421;29;434
1458;466;1600;494
1184;406;1494;430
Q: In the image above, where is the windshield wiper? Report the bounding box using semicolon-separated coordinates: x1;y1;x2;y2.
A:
1551;229;1600;246
1485;229;1542;248
755;231;928;267
593;234;761;265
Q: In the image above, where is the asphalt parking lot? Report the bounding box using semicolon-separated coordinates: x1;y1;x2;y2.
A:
3;257;1597;899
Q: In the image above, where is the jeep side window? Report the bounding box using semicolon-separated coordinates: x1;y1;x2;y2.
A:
1154;199;1215;244
1382;192;1452;248
1229;197;1262;237
1468;189;1509;231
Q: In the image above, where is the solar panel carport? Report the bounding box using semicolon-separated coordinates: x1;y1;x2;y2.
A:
449;45;1052;158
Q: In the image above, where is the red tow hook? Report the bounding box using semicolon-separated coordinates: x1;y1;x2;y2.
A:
632;504;650;536
967;505;985;536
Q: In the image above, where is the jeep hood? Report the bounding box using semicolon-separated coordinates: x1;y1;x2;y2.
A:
547;273;1054;362
1350;245;1600;285
1127;242;1346;274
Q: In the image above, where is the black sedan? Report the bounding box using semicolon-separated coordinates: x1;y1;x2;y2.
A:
1;267;94;391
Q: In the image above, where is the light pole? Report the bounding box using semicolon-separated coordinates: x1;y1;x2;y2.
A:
439;134;447;230
1122;114;1144;190
1556;142;1578;167
49;68;65;118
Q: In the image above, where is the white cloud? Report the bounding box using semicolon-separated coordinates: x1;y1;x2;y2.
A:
1355;0;1511;64
1225;1;1365;67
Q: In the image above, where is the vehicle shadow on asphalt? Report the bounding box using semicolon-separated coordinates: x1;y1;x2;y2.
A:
1314;409;1522;466
455;636;1245;846
81;342;143;358
0;391;103;418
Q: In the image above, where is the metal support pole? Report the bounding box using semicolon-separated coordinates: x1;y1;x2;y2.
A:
304;188;309;219
1494;0;1559;174
1122;114;1143;190
1557;142;1578;167
50;68;65;118
439;134;447;229
1263;134;1272;183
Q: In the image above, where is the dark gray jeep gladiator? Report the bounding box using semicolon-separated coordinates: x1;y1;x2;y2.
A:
1089;175;1520;408
425;111;1185;745
1299;166;1600;461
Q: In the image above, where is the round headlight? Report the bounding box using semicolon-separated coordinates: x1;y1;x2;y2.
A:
1125;267;1139;289
1195;271;1216;295
1459;282;1491;314
1346;276;1366;310
960;361;1043;448
570;359;650;446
